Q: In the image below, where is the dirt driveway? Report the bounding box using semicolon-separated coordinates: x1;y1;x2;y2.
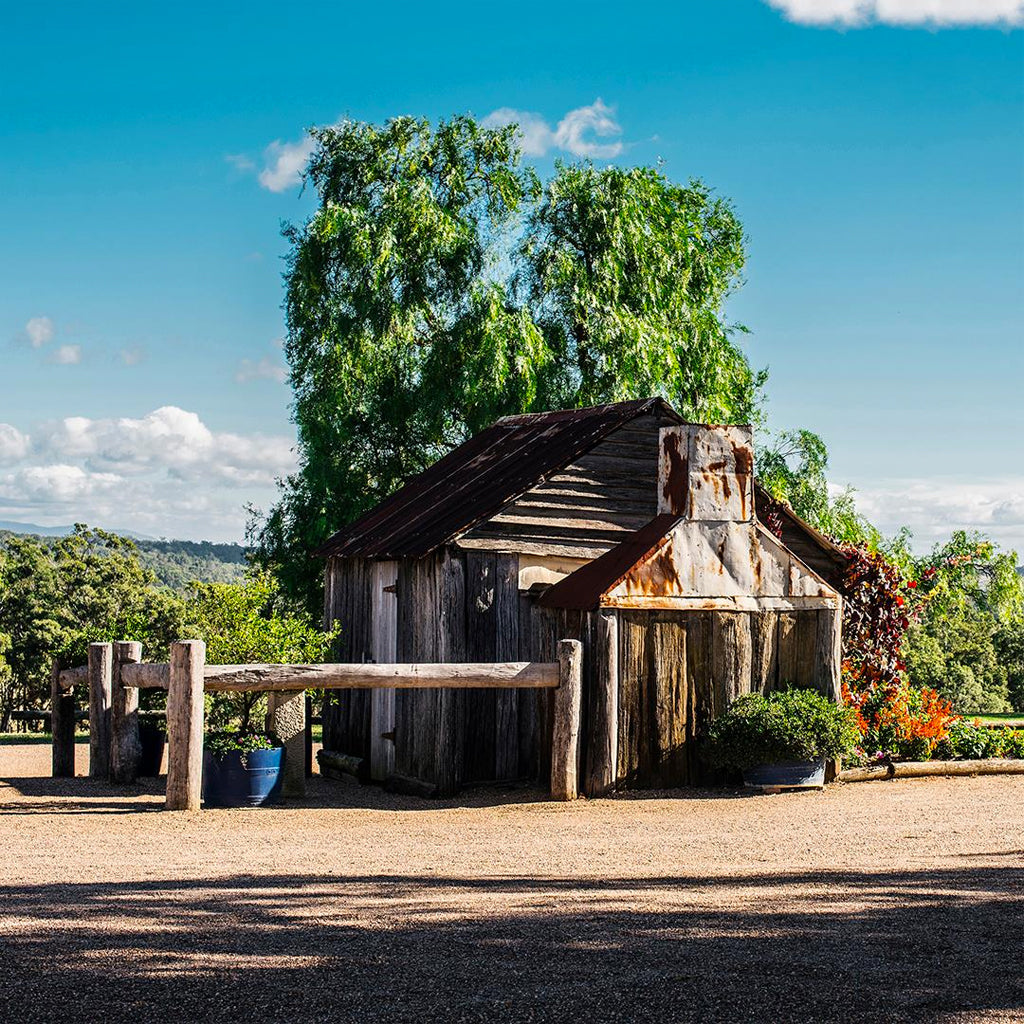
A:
1;742;1021;1024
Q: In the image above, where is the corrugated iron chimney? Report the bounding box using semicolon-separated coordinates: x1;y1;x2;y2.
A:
658;425;754;522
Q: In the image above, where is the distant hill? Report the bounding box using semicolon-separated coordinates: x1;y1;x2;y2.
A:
134;539;248;590
0;524;248;590
0;519;154;540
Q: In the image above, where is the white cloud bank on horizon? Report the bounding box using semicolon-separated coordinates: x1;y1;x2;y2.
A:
844;477;1024;556
0;406;296;542
764;0;1023;27
482;100;624;159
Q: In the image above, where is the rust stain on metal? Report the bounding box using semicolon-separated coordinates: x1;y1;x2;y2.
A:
660;429;689;514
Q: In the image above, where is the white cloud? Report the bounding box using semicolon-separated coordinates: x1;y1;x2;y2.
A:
236;355;287;384
49;344;81;365
119;346;145;366
258;135;317;192
0;406;297;541
0;424;30;462
849;476;1024;556
764;0;1023;27
225;152;256;172
482;99;624;159
24;316;54;348
481;107;555;157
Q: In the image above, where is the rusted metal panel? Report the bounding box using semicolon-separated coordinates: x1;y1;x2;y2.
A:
659;425;753;522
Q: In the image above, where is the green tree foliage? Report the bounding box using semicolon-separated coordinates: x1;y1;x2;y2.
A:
185;570;338;733
0;527;187;728
756;429;881;548
250;115;759;609
904;532;1024;714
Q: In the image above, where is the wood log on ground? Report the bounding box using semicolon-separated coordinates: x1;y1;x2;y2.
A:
110;641;142;784
384;773;439;799
316;749;368;780
837;759;1024;784
87;643;113;779
551;639;583;801
51;662;76;778
165;640;206;811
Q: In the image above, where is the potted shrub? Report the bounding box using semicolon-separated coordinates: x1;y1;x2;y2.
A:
203;732;285;807
703;688;860;790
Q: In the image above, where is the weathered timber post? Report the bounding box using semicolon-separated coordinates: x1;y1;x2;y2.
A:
551;639;583;801
87;643;113;778
166;640;206;811
266;690;306;798
51;661;76;778
304;693;313;778
585;610;618;798
110;641;142;783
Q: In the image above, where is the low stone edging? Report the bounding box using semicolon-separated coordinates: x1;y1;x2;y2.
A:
837;759;1024;783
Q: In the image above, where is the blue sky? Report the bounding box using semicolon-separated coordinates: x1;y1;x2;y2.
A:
1;0;1021;548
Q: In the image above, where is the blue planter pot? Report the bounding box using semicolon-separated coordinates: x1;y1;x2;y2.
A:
743;758;826;790
203;747;285;807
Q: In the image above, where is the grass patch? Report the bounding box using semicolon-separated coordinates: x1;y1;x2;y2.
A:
0;732;89;745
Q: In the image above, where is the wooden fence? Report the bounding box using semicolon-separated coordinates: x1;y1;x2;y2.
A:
52;638;583;810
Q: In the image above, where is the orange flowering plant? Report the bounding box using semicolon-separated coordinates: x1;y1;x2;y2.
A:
840;546;957;762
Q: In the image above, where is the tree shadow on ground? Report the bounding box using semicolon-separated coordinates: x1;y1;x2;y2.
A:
0;865;1020;1024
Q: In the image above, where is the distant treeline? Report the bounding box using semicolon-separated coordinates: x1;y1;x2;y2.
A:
0;530;248;591
133;539;248;590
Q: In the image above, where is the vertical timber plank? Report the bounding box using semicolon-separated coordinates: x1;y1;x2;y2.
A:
752;611;779;695
51;662;76;778
795;611;818;690
584;608;618;796
551;639;583;800
815;607;843;701
616;612;645;787
110;641;142;783
434;550;466;797
369;560;399;781
711;613;752;715
651;617;688;786
493;553;520;781
166;640;206;811
87;643;113;779
776;613;798;689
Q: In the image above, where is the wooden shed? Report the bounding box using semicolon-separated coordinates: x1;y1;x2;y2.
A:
317;398;847;797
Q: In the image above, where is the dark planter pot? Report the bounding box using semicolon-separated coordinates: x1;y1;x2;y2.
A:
203;747;285;807
743;758;826;791
138;722;166;777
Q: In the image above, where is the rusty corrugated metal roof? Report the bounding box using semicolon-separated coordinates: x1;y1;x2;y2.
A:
315;397;683;559
536;514;680;610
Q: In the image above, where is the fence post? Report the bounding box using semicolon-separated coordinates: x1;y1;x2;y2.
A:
87;643;113;779
166;640;206;811
51;662;76;778
267;690;306;798
110;641;143;783
551;639;583;801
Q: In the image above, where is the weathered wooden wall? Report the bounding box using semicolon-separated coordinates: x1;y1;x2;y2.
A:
460;413;675;558
324;553;839;796
322;557;374;758
613;607;837;789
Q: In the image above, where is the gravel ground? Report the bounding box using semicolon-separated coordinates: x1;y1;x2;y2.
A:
1;742;1022;1024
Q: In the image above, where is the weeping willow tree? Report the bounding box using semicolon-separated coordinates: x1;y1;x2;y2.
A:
250;115;761;609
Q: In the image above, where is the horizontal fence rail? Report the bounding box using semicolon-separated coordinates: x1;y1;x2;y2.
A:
52;638;583;809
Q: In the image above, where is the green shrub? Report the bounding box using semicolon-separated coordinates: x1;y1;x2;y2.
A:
702;688;860;772
932;719;1024;760
205;731;280;757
